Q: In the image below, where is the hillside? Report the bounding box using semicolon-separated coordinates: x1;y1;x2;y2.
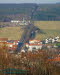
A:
33;4;60;20
0;3;36;21
0;3;60;21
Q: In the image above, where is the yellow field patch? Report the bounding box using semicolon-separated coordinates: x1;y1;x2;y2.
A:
34;21;60;29
34;21;60;40
0;27;23;40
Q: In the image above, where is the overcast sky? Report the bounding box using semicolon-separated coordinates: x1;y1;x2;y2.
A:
0;0;60;4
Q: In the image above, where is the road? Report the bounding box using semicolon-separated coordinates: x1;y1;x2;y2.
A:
16;24;36;52
16;4;39;52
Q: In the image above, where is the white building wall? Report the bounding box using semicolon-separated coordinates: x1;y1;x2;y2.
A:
28;45;42;52
9;44;13;47
11;20;20;23
25;44;29;48
29;41;35;44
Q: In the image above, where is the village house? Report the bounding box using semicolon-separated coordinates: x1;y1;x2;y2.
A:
21;49;25;53
44;39;48;44
11;18;29;25
7;42;14;48
7;42;18;51
28;44;42;52
25;39;42;52
13;40;19;45
55;36;59;41
29;39;42;44
11;20;20;23
7;40;19;44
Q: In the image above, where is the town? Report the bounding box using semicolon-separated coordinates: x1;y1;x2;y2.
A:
0;3;60;75
0;36;60;53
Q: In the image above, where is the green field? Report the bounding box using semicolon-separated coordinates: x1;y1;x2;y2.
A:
34;21;60;40
0;27;23;40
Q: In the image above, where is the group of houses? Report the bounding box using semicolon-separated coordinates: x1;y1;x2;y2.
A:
0;36;60;52
11;18;30;25
44;36;60;44
0;38;19;51
0;38;43;52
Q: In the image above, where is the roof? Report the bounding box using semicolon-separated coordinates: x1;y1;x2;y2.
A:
7;42;13;45
0;42;7;44
29;39;40;42
0;38;8;41
7;40;19;43
29;44;42;46
13;45;17;47
7;40;15;42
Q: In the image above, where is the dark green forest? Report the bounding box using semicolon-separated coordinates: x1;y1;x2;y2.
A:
0;3;60;21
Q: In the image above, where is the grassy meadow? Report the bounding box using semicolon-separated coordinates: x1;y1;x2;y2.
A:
34;21;60;40
0;27;23;40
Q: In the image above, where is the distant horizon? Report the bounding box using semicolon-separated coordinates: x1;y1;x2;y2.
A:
0;2;59;4
0;0;60;4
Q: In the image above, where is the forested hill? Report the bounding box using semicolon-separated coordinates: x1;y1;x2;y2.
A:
34;3;60;21
0;3;60;21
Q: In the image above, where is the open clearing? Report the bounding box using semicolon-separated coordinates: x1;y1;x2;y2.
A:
34;21;60;40
0;27;23;40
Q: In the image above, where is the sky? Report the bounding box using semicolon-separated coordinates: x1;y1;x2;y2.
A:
0;0;60;4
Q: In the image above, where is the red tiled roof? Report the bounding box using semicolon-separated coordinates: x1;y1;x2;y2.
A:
29;44;42;46
29;39;40;41
14;40;19;42
0;38;8;41
7;43;13;45
0;42;7;44
13;45;17;47
7;42;13;44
